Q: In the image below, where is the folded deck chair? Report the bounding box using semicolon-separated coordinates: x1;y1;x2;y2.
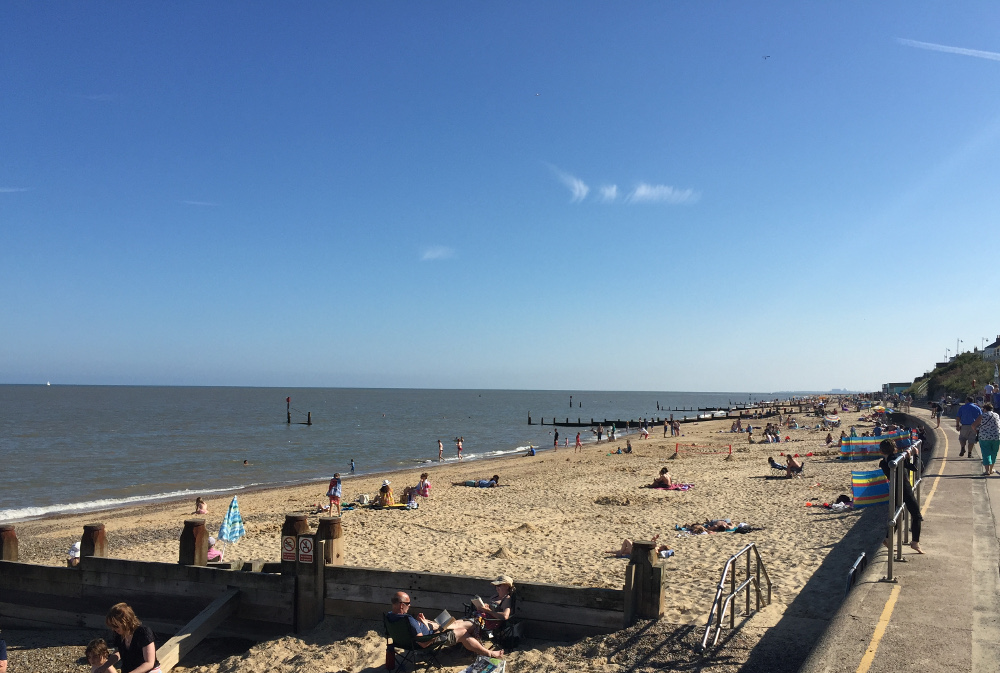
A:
384;613;445;672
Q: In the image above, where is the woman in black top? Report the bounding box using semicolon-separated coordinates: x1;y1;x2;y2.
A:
878;439;923;554
96;603;160;673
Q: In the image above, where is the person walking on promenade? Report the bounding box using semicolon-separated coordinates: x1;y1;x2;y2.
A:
575;432;582;452
879;439;923;554
438;440;443;462
957;396;983;458
971;403;1000;476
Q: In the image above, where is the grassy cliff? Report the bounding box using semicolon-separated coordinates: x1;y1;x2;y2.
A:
914;352;997;400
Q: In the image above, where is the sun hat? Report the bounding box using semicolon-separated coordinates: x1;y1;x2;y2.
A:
382;480;391;486
208;536;216;546
68;541;81;558
490;575;514;587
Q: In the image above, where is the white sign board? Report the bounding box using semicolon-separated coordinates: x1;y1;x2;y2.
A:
298;536;314;563
281;535;296;562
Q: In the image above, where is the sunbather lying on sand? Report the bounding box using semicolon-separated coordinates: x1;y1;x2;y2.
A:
453;475;500;488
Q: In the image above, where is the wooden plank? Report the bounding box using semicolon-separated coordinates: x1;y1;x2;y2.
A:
0;574;84;599
324;598;388;621
0;601;183;635
324;566;623;610
156;587;240;673
514;602;624;630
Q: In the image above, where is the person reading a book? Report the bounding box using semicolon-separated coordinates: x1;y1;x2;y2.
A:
471;575;514;635
387;591;503;659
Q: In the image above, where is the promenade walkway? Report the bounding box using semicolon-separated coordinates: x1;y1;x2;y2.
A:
800;408;1000;672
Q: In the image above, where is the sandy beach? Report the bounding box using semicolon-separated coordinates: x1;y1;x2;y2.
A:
8;409;877;672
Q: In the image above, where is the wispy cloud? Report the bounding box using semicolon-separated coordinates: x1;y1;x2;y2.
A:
421;245;455;261
599;184;618;202
0;187;28;193
897;38;1000;62
548;165;589;202
181;200;219;207
627;183;700;204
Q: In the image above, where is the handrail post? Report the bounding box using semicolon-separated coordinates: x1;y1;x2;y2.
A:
745;552;751;618
886;464;896;581
895;459;906;561
729;561;736;628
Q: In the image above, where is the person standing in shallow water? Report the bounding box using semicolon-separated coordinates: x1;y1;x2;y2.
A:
553;428;559;451
438;439;444;461
456;437;464;461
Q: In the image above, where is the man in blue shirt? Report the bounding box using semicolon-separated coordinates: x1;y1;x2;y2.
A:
957;396;983;458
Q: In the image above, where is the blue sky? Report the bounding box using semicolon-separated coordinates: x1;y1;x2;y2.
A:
2;2;999;391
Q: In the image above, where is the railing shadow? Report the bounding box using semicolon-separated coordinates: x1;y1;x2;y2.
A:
734;504;886;672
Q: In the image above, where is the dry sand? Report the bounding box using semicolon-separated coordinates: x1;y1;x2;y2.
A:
8;410;877;672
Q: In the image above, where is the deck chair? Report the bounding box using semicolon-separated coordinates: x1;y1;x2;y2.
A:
463;591;524;651
767;457;786;475
384;613;445;672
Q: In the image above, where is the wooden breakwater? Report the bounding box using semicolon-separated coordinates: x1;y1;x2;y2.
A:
529;404;808;428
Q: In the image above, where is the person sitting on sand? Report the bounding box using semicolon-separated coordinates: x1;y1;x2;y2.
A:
523;446;536;457
193;497;208;515
387;591;503;659
415;473;431;498
624;439;633;454
825;432;833;446
378;480;395;506
207;536;222;562
652;467;673;488
453;475;500;488
86;639;116;673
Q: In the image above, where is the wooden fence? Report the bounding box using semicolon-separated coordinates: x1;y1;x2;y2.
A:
324;566;625;641
0;556;294;640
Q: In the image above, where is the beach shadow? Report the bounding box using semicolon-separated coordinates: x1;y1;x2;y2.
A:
735;504;885;673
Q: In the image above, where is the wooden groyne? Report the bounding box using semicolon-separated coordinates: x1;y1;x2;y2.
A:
528;404;808;427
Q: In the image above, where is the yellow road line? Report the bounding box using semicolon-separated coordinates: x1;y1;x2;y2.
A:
856;583;902;673
922;420;949;514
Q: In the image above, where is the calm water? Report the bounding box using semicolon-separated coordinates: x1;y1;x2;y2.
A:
0;385;774;522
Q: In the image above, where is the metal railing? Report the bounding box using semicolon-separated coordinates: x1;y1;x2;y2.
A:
885;439;922;582
700;543;771;651
846;552;867;596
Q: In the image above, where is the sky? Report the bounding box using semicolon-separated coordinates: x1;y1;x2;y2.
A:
2;2;999;391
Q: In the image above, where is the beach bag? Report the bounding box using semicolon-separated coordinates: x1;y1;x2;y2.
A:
357;494;370;505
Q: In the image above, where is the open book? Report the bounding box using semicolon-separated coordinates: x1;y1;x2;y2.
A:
434;609;455;631
470;596;487;611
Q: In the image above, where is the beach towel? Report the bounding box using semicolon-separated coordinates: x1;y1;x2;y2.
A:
650;483;693;491
852;469;889;508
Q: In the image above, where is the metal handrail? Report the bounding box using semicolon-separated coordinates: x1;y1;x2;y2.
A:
885;439;922;581
846;552;867;596
700;542;772;651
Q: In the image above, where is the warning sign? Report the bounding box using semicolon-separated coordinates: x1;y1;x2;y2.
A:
298;537;314;563
281;536;296;562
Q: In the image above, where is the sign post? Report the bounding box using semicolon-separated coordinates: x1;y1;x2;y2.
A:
295;533;324;632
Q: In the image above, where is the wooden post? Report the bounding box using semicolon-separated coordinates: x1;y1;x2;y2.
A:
287;396;291;424
622;541;666;625
528;415;531;425
307;412;312;425
81;523;107;558
295;533;325;632
179;519;209;566
316;516;344;565
281;514;310;575
0;524;18;562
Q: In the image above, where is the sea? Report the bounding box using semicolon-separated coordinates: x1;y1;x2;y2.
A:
0;385;778;523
